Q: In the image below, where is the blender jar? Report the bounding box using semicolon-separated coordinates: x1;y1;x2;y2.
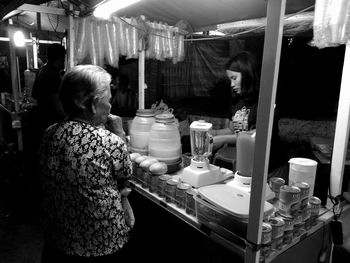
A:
189;120;213;162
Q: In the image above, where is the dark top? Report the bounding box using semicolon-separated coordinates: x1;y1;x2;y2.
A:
229;99;258;133
228;98;286;172
39;120;132;256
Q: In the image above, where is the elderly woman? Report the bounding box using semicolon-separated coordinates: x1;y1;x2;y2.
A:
39;65;133;263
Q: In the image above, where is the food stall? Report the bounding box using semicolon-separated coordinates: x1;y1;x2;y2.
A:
1;0;350;262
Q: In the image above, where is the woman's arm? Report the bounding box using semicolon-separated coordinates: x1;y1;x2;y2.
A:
211;127;232;136
211;118;233;136
213;133;237;150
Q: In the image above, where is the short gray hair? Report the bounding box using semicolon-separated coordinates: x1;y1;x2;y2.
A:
60;65;111;117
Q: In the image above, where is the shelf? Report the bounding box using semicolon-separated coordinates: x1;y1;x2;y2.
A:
129;179;246;256
129;178;337;262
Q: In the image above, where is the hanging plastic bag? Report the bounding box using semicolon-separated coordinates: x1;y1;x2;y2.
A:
104;21;115;66
116;17;127;57
145;21;156;59
109;21;120;67
129;17;139;58
75;18;88;64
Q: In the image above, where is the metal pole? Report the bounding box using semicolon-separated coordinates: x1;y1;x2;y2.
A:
16;56;22;98
245;0;286;262
138;49;145;109
67;3;75;70
330;43;350;197
8;20;23;152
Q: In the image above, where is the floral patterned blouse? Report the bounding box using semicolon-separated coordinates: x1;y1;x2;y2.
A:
39;120;133;257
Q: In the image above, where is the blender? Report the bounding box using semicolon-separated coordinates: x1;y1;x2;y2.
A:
226;130;274;199
181;120;224;188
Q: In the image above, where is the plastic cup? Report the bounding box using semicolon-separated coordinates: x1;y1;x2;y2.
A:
288;158;317;196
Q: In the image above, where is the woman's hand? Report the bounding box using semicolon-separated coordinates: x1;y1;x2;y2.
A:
106;114;126;141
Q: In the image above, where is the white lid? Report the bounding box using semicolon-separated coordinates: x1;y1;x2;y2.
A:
289;158;317;166
197;184;273;219
190;120;212;131
155;113;175;123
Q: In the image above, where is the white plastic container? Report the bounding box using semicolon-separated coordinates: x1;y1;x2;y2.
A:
129;109;155;155
148;113;182;165
288;158;318;196
195;184;274;238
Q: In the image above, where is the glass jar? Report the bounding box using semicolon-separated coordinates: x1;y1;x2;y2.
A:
157;174;171;197
175;183;191;209
164;178;178;203
185;188;197;216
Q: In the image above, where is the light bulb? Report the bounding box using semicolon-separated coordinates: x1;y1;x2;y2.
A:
14;30;25;47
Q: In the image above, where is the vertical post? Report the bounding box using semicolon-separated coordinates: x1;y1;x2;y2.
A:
330;44;350;197
8;22;20;113
8;20;23;152
67;3;75;70
138;49;145;109
31;34;38;69
245;0;285;262
25;45;30;69
36;12;41;31
16;56;22;98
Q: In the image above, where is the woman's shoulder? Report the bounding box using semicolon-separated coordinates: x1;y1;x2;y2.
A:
94;126;125;145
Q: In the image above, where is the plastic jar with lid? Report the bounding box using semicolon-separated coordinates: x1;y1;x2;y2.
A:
148;113;181;166
129;109;155;155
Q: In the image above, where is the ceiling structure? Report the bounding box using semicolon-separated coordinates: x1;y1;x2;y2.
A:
0;0;316;38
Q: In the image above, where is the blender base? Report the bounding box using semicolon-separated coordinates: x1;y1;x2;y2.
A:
226;171;274;200
181;163;224;188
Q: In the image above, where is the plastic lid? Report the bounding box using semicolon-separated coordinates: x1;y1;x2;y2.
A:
155;113;175;123
289;158;317;166
197;184;273;219
136;109;155;117
289;158;317;172
186;188;198;196
190;120;212;131
177;182;191;190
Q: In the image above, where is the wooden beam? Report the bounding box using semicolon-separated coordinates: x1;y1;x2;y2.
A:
2;3;79;21
17;4;66;16
2;10;23;21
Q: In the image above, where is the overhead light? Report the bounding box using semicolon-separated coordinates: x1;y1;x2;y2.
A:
13;30;25;47
93;0;141;19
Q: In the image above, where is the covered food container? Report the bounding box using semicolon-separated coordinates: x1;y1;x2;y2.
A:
195;184;274;238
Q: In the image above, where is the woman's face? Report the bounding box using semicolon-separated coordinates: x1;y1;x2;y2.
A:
226;69;242;95
93;86;112;126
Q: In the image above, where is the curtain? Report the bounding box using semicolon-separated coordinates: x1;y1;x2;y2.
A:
145;38;244;105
